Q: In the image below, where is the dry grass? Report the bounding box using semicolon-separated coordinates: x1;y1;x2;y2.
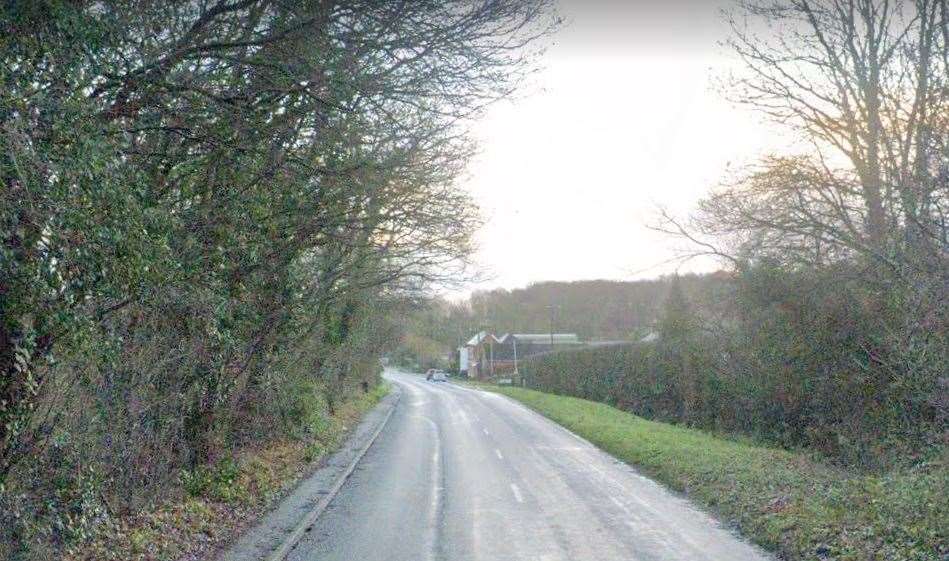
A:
64;384;388;561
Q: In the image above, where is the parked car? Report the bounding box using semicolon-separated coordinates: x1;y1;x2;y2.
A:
426;369;446;382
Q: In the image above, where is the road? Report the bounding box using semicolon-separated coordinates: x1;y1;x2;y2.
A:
287;369;770;561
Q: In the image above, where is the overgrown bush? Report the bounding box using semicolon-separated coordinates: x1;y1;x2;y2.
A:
522;267;947;469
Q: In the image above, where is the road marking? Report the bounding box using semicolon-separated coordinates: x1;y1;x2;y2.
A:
510;483;524;503
494;449;504;460
482;428;490;436
413;415;442;561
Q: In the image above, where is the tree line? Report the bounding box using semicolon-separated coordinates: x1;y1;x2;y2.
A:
0;1;554;556
394;275;731;370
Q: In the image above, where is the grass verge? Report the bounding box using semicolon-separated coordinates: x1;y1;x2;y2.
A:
481;384;947;561
65;383;389;561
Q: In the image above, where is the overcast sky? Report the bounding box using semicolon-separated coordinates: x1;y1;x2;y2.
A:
456;0;792;296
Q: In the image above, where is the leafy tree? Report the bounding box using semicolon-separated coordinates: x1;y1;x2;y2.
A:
0;1;557;553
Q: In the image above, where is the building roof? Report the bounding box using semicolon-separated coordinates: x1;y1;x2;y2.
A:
639;331;660;343
586;340;632;347
465;330;494;346
511;333;579;345
465;331;582;348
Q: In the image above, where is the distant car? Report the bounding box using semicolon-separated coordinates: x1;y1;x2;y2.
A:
426;369;446;382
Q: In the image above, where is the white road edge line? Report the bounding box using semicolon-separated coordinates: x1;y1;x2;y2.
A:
409;415;443;561
263;387;401;561
510;483;524;503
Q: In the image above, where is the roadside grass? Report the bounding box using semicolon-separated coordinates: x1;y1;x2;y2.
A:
481;384;947;561
66;383;389;561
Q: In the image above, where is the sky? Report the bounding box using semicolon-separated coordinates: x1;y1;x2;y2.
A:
456;0;793;296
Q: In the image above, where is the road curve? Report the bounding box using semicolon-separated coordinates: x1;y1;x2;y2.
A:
287;369;771;561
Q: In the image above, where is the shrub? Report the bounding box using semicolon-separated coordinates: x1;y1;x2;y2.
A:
181;457;243;503
521;266;947;469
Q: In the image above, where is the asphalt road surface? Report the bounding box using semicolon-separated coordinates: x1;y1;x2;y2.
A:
287;369;770;561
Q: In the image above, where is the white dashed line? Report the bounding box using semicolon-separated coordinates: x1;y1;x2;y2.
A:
495;449;504;460
510;483;524;503
482;428;490;436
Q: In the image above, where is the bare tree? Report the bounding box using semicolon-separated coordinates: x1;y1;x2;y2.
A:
725;0;948;257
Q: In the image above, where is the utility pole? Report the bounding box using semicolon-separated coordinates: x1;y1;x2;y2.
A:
513;336;518;375
489;335;494;377
546;304;559;347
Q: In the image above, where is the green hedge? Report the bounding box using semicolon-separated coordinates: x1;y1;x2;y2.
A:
520;268;946;469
